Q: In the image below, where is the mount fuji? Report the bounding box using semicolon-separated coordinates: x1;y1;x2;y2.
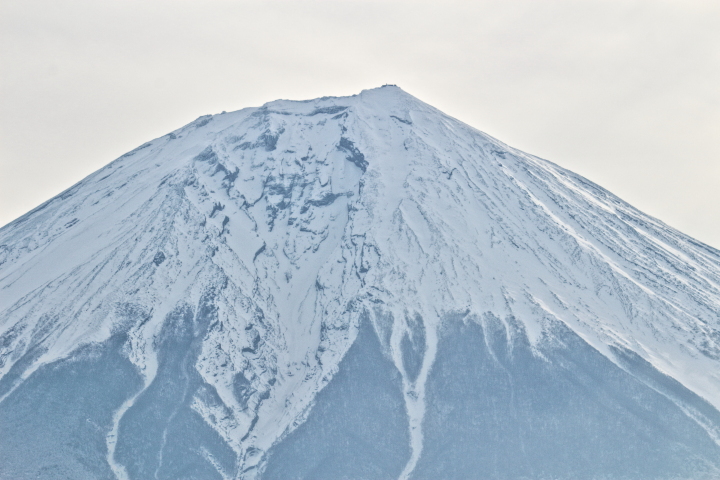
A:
1;86;720;479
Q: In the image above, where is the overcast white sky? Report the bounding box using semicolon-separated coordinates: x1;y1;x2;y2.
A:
1;0;719;247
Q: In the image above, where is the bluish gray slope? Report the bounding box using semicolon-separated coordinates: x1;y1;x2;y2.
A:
0;334;142;480
414;316;720;479
263;318;410;480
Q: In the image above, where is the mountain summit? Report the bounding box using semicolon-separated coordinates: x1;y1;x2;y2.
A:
2;86;720;479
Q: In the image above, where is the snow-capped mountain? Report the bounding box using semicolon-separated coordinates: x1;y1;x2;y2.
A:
1;86;720;479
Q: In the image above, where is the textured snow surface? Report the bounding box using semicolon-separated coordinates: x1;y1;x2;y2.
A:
2;86;720;479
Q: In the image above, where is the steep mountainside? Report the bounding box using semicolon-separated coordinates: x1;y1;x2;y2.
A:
2;86;720;479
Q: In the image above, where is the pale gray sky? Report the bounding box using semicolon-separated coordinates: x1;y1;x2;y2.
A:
2;0;719;247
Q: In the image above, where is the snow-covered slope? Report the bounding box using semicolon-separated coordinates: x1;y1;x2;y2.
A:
1;86;720;479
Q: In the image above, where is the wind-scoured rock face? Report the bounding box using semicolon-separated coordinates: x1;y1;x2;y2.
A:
1;86;720;479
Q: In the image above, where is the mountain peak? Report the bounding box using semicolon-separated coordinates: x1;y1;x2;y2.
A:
244;84;423;122
1;88;720;479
